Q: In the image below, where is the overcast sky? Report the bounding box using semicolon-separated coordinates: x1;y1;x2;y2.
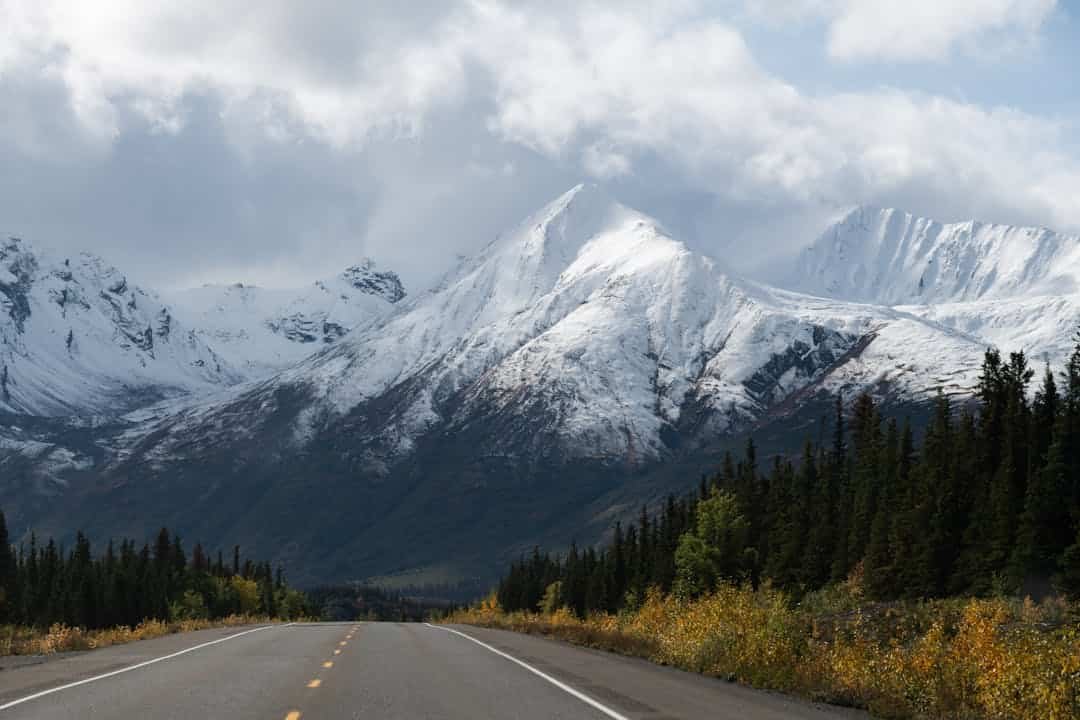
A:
1;0;1078;291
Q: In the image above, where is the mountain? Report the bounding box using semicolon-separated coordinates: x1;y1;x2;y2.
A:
165;260;405;377
786;205;1080;304
0;233;406;417
0;237;236;416
786;205;1080;363
5;185;1041;587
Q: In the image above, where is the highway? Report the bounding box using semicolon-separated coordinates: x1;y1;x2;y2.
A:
0;622;868;719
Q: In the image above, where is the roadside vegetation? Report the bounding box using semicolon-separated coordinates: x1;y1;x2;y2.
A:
0;613;275;655
450;333;1080;719
451;575;1079;719
0;517;310;656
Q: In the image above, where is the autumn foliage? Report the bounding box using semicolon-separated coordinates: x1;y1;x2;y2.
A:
450;583;1080;719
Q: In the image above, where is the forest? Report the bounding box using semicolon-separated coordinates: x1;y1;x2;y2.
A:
495;333;1080;615
0;521;309;630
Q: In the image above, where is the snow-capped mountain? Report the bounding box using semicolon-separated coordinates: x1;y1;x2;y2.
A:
0;237;235;416
0;233;406;417
98;186;1000;476
2;187;1076;584
786;206;1080;364
787;205;1080;304
165;260;405;377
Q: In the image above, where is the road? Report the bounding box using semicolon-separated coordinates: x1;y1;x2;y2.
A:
0;622;868;719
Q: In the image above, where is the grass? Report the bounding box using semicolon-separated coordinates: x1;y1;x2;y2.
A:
0;615;278;656
447;582;1080;719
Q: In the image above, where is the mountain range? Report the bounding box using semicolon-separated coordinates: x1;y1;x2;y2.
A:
1;185;1076;586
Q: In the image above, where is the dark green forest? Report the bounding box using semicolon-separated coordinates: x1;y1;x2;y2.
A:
497;332;1080;615
0;520;309;628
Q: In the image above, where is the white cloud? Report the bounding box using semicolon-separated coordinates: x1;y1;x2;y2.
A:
583;144;633;178
0;0;1077;288
824;0;1057;62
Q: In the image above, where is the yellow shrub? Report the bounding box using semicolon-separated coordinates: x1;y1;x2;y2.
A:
447;589;1080;720
0;614;279;657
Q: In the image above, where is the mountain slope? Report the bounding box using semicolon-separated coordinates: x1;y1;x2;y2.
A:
787;206;1080;305
0;237;235;416
123;186;989;470
786;206;1080;366
165;260;405;377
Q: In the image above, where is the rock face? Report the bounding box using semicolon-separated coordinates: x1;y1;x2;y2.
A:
0;188;1074;585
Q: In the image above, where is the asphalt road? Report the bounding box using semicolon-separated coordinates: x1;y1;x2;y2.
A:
0;622;868;719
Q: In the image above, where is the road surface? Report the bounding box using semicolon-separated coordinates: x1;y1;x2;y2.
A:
0;622;867;719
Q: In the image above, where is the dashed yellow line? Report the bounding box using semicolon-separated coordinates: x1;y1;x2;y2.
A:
285;712;301;720
306;679;322;689
322;660;334;668
333;649;341;655
339;641;347;646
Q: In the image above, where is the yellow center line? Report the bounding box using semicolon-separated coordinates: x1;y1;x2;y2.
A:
333;649;341;655
339;641;347;646
307;679;322;689
322;661;334;668
285;712;301;720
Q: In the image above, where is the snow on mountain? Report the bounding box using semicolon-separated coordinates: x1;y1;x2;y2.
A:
0;237;235;416
165;260;405;377
785;206;1080;368
787;206;1080;305
123;186;994;471
5;189;1074;471
900;294;1080;369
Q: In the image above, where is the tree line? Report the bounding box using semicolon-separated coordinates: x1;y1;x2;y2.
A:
0;518;309;628
308;584;457;622
497;332;1080;615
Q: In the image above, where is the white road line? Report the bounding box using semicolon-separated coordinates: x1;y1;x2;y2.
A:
0;623;294;712
425;623;631;720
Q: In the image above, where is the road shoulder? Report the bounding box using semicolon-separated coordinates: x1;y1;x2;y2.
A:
445;624;870;720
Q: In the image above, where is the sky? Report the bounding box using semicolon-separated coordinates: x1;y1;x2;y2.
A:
1;0;1078;291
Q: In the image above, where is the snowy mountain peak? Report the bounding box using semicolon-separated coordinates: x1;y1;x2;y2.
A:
786;206;1080;305
0;236;232;416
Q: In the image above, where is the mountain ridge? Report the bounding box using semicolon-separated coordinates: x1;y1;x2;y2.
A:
786;204;1080;305
1;188;1076;584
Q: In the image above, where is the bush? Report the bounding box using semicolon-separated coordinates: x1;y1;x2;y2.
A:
448;586;1080;719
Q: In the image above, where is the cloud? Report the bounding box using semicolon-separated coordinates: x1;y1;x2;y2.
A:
825;0;1058;62
0;0;1076;290
741;0;1057;62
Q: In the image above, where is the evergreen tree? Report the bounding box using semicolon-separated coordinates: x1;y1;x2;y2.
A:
0;511;17;623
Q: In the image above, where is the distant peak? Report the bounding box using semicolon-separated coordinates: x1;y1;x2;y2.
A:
787;203;1080;305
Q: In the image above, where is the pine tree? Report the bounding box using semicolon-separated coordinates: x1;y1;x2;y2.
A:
847;394;882;568
865;418;898;598
1014;436;1072;588
830;395;853;583
0;511;16;623
1032;364;1059;466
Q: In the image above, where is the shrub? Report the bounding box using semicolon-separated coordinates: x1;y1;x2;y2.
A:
448;586;1080;719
